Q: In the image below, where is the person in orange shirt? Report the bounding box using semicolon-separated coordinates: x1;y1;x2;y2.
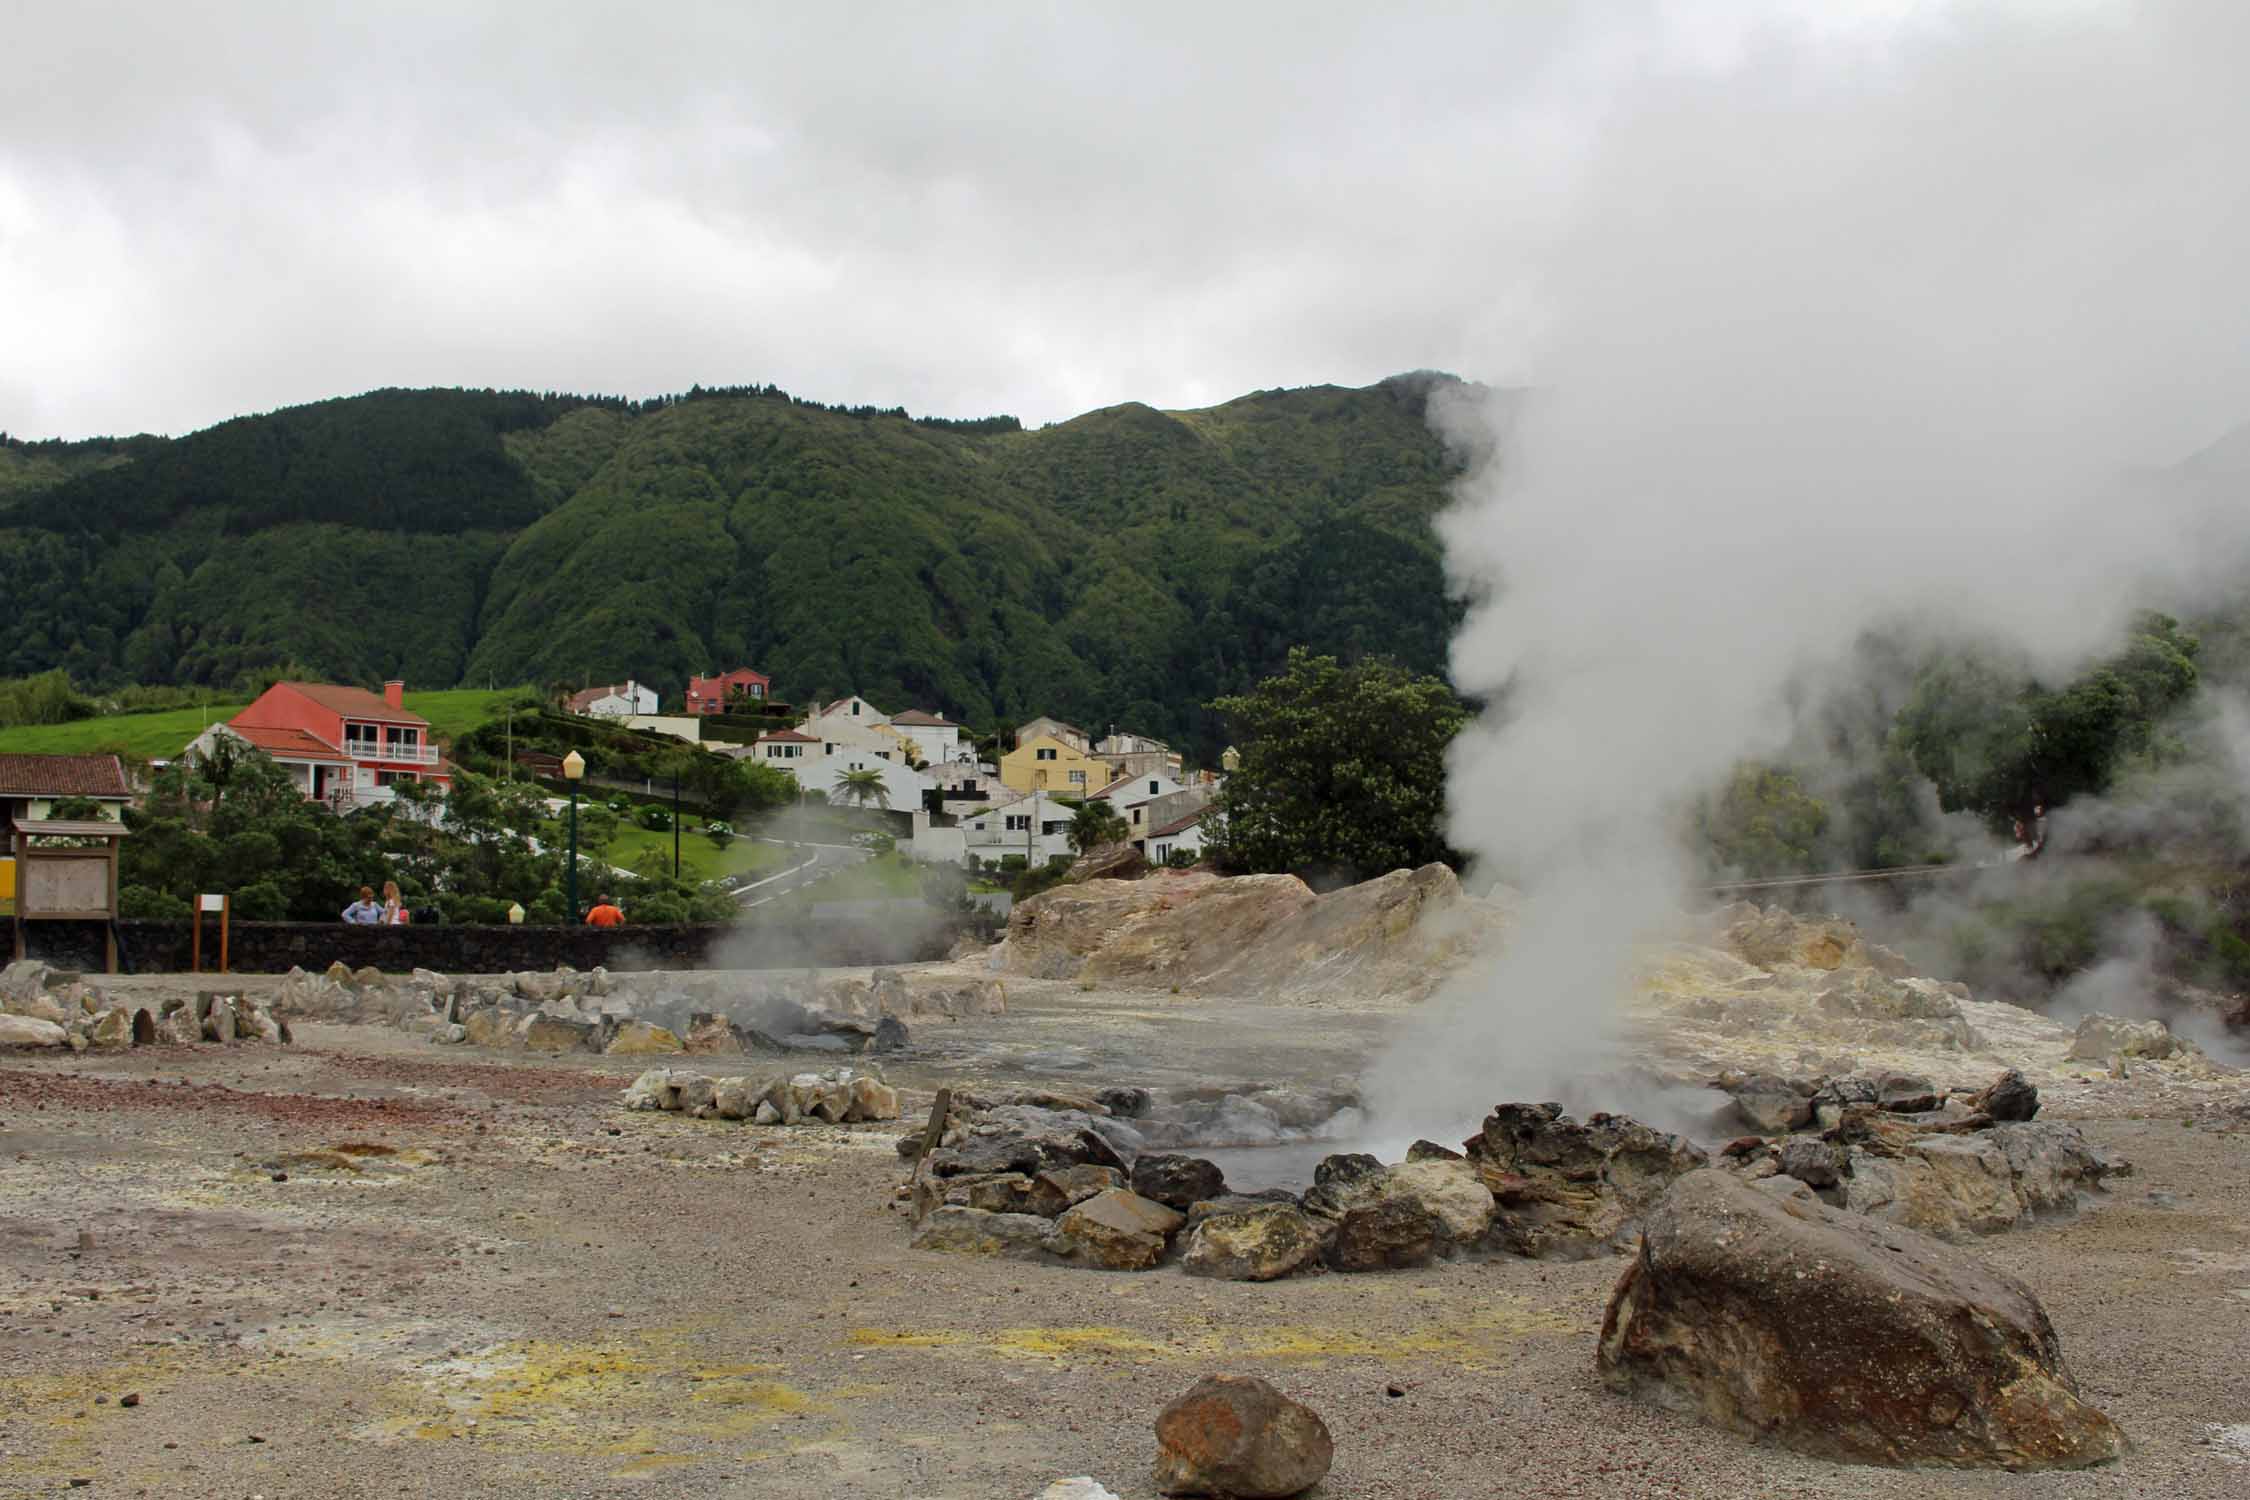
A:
584;894;625;928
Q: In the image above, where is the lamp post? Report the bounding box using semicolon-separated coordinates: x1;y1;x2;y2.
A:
562;750;585;923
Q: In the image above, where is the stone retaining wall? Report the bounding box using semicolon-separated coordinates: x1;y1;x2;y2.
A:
21;913;982;975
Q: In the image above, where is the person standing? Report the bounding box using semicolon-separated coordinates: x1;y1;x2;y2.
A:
381;880;412;926
584;893;625;928
342;886;383;924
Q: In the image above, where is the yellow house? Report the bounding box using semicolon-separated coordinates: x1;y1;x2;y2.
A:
999;733;1111;796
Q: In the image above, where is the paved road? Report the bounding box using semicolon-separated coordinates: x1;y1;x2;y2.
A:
733;839;870;907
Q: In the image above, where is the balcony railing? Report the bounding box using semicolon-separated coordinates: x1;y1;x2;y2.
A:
343;740;441;765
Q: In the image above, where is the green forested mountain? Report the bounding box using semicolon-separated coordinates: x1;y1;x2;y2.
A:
0;377;1467;759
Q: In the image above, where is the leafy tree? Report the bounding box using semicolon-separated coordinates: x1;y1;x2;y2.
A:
1894;614;2201;828
1205;648;1466;881
1067;799;1128;855
1694;763;1830;878
831;768;890;810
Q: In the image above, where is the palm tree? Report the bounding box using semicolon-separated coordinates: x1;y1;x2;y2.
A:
830;768;890;810
1068;799;1129;855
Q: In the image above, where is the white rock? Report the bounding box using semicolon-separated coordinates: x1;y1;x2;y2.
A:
1036;1482;1123;1500
0;1014;69;1048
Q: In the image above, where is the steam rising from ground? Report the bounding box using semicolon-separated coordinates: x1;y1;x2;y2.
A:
1365;0;2250;1139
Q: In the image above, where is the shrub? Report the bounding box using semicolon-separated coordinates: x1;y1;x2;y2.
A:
636;804;673;832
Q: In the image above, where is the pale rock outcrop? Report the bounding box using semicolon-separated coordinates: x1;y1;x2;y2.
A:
2065;1013;2178;1063
0;1014;68;1048
1599;1170;2126;1468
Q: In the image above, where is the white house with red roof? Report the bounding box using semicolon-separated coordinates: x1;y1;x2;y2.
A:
1090;767;1188;836
567;680;658;718
186;679;448;810
685;667;770;716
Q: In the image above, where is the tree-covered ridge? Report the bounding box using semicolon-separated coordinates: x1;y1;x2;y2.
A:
0;376;1470;759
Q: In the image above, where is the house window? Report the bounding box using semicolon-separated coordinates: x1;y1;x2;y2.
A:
1148;780;1159;795
376;770;418;787
1035;747;1056;761
850;701;860;716
1005;815;1029;832
1068;770;1086;785
1042;820;1064;836
1132;808;1143;825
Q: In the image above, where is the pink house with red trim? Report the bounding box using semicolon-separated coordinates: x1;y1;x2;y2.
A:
187;679;449;811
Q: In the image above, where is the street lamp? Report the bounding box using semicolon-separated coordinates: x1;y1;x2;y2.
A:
562;750;585;922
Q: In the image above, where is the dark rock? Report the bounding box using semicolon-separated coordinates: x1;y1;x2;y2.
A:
1877;1072;1942;1114
1966;1068;2039;1122
1154;1374;1333;1498
1463;1103;1709;1259
1776;1137;1846;1189
1182;1204;1325;1282
1599;1170;2126;1468
1034;1164;1127;1210
1405;1139;1465;1161
868;1015;910;1054
1299;1152;1388;1220
1095;1085;1154;1118
1323;1197;1441;1272
1185;1191;1300;1225
1131;1153;1229;1211
1728;1073;1812;1134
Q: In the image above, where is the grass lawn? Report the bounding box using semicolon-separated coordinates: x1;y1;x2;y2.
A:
798;855;923;903
0;687;526;762
596;821;787;883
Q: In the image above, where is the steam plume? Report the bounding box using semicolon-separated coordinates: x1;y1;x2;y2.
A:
1365;0;2250;1138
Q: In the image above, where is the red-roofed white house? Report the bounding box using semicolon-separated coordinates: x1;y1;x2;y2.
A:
887;708;965;764
185;680;449;810
685;667;770;716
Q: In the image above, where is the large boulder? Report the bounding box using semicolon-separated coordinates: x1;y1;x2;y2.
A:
1726;1074;1811;1134
524;1014;600;1053
1181;1205;1324;1282
1130;1153;1228;1211
1465;1103;1708;1259
1966;1069;2040;1122
1047;1189;1184;1271
0;1014;68;1049
1599;1170;2126;1468
606;1020;685;1056
2065;1013;2176;1063
910;1207;1058;1262
1153;1374;1333;1498
1382;1157;1496;1246
1323;1197;1442;1272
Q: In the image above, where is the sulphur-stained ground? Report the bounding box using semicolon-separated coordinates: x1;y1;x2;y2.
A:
2;979;2249;1499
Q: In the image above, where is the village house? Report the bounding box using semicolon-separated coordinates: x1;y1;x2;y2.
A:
685;666;771;716
0;754;133;832
888;708;966;765
185;680;449;810
566;680;658;718
999;730;1110;796
1142;806;1208;866
962;789;1075;867
1095;729;1183;779
1091;766;1189;835
1014;715;1090;754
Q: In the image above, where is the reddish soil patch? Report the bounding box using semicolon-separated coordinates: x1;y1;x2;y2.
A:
296;1048;634;1101
0;1069;456;1130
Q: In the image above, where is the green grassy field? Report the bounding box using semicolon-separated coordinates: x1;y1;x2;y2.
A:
0;688;525;761
599;822;786;883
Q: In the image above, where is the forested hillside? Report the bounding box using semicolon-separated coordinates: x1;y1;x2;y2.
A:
0;377;1467;758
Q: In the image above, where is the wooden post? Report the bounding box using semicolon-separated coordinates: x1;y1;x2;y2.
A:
191;901;202;974
218;895;230;975
906;1085;952;1223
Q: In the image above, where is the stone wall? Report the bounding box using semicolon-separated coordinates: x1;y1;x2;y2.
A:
21;913;983;975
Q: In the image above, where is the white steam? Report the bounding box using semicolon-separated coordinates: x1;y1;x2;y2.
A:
1365;0;2250;1138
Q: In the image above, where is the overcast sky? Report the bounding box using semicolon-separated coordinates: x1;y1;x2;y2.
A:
4;1;2237;444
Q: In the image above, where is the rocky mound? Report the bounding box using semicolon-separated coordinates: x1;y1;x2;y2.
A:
996;863;1503;1003
2;960;288;1051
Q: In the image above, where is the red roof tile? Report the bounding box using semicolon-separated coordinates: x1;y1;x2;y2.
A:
0;753;132;799
889;709;955;727
756;730;819;744
227;725;353;762
1146;808;1206;839
281;682;427;725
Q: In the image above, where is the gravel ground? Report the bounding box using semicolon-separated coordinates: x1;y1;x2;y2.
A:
1;981;2247;1498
